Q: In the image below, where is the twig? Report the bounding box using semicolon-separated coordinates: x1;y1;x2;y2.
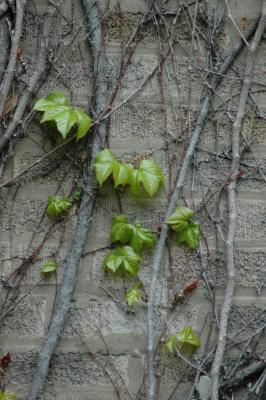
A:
0;8;52;154
210;3;266;399
0;13;10;84
27;1;110;398
146;16;261;400
0;0;26;118
222;361;266;390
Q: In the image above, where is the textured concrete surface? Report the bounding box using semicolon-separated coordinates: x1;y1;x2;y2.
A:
0;0;266;399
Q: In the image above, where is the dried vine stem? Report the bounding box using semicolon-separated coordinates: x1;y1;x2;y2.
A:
27;1;109;398
210;3;266;399
0;8;53;154
0;12;10;83
0;0;26;119
146;16;261;400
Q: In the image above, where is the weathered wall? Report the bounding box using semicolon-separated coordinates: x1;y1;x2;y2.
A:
0;0;266;399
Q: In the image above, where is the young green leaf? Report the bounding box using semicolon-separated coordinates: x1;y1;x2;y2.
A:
103;246;141;276
40;260;57;274
112;162;133;188
130;159;164;196
0;392;17;400
125;282;143;307
34;91;91;140
176;222;200;249
176;326;201;355
47;195;71;219
72;186;83;203
110;215;133;244
74;107;92;140
167;207;195;232
94;149;117;186
164;335;179;354
130;223;156;253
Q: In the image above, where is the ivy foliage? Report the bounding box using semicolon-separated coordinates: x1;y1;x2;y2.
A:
40;260;57;274
111;215;156;254
103;245;141;276
164;327;201;355
125;282;143;307
47;195;71;219
0;392;17;400
94;149;164;196
167;207;200;249
34;91;92;140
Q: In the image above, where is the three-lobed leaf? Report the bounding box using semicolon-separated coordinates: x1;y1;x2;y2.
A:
0;391;17;400
176;326;201;355
34;91;91;140
167;207;200;249
167;207;195;232
130;159;164;196
47;195;71;219
125;282;143;307
103;246;140;276
176;222;200;249
40;260;57;274
110;215;156;253
164;327;201;355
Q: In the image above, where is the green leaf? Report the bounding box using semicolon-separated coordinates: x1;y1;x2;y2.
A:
0;392;17;400
167;207;195;232
112;162;133;188
72;186;83;203
34;91;69;111
164;335;179;354
47;195;71;219
34;92;91;140
125;282;143;307
176;222;200;249
74;107;92;140
103;246;141;276
94;149;117;186
110;215;133;244
176;327;201;355
130;159;164;196
130;223;156;253
40;260;57;274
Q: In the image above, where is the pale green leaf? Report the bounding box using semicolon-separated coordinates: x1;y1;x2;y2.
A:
0;392;17;400
94;149;117;186
130;223;156;253
33;91;69;111
40;260;57;274
47;195;71;219
125;282;143;307
110;215;133;244
74;107;92;140
164;335;179;354
112;162;133;187
103;246;141;276
176;326;201;354
130;159;164;197
167;207;195;232
176;222;200;249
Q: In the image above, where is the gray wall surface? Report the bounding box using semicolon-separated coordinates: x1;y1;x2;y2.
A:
0;0;266;399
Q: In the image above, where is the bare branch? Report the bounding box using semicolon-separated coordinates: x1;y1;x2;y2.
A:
210;2;266;399
27;1;110;398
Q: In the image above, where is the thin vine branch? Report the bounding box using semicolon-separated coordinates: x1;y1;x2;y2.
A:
27;1;110;398
146;15;261;400
210;3;266;398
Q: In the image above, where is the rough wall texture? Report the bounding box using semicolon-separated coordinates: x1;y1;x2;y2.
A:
0;0;266;399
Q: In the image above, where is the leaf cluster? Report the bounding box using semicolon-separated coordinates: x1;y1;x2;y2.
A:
125;282;143;307
47;195;71;219
40;260;57;274
94;149;164;196
34;91;92;140
104;215;156;277
167;207;200;249
164;327;201;355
